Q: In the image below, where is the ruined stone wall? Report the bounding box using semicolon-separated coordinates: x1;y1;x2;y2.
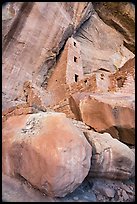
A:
2;104;34;123
108;57;135;92
49;74;97;118
49;57;135;118
51;99;76;119
3;57;134;121
69;74;97;95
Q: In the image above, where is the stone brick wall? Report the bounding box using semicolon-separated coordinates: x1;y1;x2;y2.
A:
66;37;84;85
49;74;98;118
108;57;135;92
46;37;84;106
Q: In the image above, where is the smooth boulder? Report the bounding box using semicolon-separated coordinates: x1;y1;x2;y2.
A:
2;112;92;197
85;131;135;180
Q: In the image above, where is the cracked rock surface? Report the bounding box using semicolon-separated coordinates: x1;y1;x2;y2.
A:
85;131;135;180
2;112;92;197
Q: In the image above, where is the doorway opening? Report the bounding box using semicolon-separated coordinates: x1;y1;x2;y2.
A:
74;56;77;62
75;74;79;82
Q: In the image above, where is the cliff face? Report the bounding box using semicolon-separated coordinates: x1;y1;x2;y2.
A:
93;2;135;53
2;2;92;110
74;5;134;75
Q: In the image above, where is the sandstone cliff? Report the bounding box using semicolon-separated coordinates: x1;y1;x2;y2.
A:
2;2;135;202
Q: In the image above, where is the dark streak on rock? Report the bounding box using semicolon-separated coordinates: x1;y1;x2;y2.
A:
3;2;34;53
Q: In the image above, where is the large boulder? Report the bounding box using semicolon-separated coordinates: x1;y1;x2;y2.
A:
2;112;92;197
85;131;135;180
69;92;135;145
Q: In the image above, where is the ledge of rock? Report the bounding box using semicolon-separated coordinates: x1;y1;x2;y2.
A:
85;131;135;180
2;112;92;197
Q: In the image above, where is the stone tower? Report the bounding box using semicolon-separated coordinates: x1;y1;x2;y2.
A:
47;37;84;105
65;37;84;85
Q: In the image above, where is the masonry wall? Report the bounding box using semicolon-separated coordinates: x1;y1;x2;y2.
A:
108;57;135;92
46;37;84;106
49;74;98;119
66;37;84;85
95;71;110;93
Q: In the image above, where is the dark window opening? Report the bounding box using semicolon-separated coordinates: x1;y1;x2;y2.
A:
74;56;77;62
117;76;126;88
74;42;76;47
84;79;88;85
100;73;104;80
75;74;79;82
100;74;104;80
101;73;104;77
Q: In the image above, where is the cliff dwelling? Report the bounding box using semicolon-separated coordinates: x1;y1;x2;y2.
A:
2;2;135;202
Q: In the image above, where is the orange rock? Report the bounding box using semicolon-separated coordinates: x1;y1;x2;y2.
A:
69;92;135;144
2;112;92;197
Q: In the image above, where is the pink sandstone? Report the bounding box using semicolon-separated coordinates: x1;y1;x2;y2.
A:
2;112;92;197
